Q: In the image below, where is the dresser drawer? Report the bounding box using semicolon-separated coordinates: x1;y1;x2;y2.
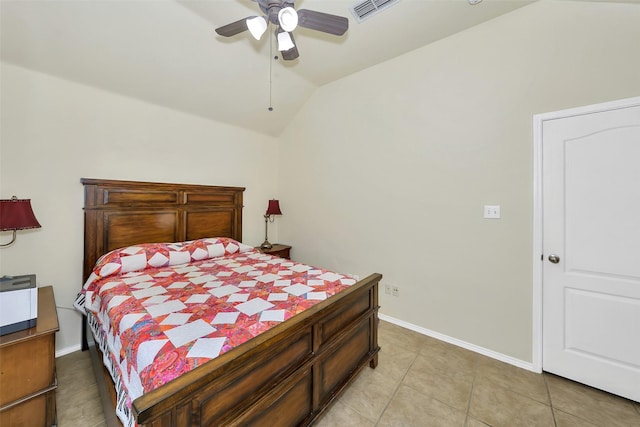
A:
0;334;56;405
0;390;56;427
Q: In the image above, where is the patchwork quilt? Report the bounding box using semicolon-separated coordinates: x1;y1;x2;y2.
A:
74;237;356;427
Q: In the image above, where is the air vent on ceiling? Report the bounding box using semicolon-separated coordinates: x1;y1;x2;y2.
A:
351;0;401;23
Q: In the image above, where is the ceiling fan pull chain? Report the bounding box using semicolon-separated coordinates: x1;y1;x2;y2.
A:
268;27;274;112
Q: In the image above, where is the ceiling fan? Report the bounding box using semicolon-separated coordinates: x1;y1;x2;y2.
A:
215;0;349;61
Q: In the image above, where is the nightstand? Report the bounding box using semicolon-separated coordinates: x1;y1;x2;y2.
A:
0;286;59;426
257;244;291;260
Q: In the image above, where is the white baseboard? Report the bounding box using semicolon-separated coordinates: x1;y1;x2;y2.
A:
378;313;538;373
55;343;82;358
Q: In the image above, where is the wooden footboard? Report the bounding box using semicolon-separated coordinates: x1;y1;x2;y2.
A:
139;273;380;426
88;273;381;426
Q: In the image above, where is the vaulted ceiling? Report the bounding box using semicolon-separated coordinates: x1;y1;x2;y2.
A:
6;0;610;136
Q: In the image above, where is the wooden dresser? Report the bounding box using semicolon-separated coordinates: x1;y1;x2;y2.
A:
0;286;59;426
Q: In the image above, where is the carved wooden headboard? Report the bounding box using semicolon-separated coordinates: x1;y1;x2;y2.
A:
81;178;245;283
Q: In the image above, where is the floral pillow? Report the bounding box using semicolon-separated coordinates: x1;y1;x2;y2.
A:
83;237;255;289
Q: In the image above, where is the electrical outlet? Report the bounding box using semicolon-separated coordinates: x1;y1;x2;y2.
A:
384;284;391;295
392;286;399;297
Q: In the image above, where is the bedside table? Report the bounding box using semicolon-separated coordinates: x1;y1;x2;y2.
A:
257;244;291;260
0;286;59;427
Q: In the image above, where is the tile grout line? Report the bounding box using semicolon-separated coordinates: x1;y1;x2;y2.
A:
387;343;478;425
462;355;480;427
542;373;559;427
542;373;636;426
372;347;421;426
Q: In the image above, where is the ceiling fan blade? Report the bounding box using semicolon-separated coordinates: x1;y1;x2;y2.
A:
215;17;251;37
297;9;349;36
281;33;299;60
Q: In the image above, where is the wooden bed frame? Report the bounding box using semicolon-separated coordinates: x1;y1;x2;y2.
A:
81;178;381;426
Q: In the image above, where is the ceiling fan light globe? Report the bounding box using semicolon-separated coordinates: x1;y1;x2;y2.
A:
278;7;298;32
247;16;268;40
277;31;295;51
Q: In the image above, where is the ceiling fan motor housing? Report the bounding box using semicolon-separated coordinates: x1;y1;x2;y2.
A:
259;0;296;25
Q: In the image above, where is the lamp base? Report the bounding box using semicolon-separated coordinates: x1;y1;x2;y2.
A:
260;240;273;250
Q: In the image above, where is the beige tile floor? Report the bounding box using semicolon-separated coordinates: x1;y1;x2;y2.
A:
56;321;640;426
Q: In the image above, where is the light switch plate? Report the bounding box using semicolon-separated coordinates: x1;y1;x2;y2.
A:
484;205;501;219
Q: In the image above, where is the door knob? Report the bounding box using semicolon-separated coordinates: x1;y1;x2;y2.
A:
548;254;560;264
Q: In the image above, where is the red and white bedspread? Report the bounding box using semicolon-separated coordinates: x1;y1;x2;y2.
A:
74;237;356;427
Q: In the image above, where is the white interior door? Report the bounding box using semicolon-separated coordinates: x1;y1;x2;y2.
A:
541;98;640;402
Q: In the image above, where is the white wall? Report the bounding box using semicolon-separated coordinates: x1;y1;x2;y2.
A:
0;63;279;354
278;0;640;363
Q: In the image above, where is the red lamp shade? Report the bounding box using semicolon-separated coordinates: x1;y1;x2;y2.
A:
265;199;282;216
0;198;41;231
